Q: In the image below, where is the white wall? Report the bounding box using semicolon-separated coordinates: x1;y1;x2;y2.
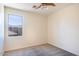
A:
0;4;4;55
4;7;48;51
4;4;79;55
48;4;79;55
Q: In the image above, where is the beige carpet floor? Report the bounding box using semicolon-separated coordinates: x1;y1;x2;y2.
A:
4;44;76;56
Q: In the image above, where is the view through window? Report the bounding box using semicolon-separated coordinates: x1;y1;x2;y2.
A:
8;14;23;36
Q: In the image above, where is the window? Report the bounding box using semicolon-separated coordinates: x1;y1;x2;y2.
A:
8;14;23;36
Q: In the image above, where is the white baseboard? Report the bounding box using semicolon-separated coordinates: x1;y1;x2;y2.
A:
5;42;47;52
48;42;78;56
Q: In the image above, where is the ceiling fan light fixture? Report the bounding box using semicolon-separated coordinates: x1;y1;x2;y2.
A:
32;3;56;9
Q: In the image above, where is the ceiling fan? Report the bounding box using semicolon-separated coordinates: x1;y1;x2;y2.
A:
32;3;56;9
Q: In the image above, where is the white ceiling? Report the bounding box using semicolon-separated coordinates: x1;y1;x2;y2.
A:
4;3;73;15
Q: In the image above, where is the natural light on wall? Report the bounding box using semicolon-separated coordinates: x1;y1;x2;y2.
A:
0;4;4;56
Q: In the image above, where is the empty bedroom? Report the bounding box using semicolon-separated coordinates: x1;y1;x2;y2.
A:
0;3;79;56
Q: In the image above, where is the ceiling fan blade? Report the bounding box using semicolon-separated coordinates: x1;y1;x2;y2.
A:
33;5;42;9
42;3;56;6
32;5;36;8
36;5;41;9
51;3;56;6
